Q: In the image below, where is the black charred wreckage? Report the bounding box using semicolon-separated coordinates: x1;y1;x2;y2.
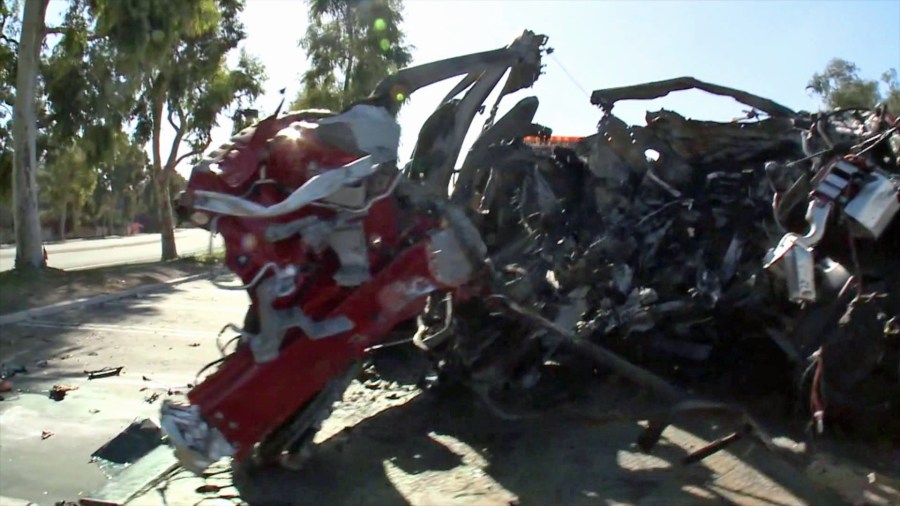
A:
108;30;900;499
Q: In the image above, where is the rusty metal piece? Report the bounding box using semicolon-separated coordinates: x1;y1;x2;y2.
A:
590;76;798;118
682;424;752;464
49;384;78;401
488;294;689;403
85;366;124;380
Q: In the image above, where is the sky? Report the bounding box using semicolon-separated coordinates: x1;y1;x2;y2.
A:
46;0;900;178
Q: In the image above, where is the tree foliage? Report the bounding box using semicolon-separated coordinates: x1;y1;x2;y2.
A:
90;0;266;260
879;68;900;115
43;2;132;162
808;58;900;113
38;141;95;239
91;130;149;234
2;0;265;262
0;0;19;204
292;0;412;111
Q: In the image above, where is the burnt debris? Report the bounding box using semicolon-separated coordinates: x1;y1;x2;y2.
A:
416;78;900;441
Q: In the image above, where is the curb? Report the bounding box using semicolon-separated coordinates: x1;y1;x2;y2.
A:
0;267;230;327
41;230;203;255
0;230;202;257
0;496;39;506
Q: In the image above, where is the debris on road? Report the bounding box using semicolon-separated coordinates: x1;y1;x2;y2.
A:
422;83;900;443
195;484;222;494
1;362;27;379
153;28;898;497
91;419;164;467
138;375;189;399
371;80;900;459
83;428;178;506
85;366;124;380
1;363;26;401
805;453;900;505
49;384;78;401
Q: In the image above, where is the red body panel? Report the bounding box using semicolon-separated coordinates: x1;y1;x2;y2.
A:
178;112;455;461
188;240;437;458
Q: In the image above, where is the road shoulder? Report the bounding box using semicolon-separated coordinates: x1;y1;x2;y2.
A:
0;256;223;317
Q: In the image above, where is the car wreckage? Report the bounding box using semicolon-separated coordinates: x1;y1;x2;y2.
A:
162;30;900;477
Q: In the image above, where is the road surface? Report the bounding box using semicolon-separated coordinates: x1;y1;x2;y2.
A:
0;229;224;272
0;278;248;504
0;278;845;505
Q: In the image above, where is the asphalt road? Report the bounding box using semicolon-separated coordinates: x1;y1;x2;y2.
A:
0;277;250;505
0;277;848;506
0;229;224;272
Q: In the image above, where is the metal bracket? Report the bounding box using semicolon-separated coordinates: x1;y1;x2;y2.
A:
159;402;234;475
763;200;832;303
248;277;355;363
843;170;900;239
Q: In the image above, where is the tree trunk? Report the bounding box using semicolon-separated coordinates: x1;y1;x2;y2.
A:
107;203;114;236
127;193;137;234
58;199;67;240
150;79;178;260
72;202;81;238
155;172;177;259
11;0;49;270
340;3;356;108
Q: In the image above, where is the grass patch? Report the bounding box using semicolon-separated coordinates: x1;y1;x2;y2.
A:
183;249;226;266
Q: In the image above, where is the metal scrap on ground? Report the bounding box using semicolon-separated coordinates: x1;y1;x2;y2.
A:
85;366;124;380
131;30;898;503
414;76;900;451
41;34;895;503
49;384;78;401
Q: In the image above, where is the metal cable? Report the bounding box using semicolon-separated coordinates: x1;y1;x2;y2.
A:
549;52;591;100
210;261;279;291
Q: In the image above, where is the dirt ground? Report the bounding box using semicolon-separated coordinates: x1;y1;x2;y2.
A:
128;346;900;506
0;257;218;316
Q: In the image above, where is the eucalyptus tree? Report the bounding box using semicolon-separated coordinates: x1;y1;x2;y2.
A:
809;58;900;112
90;0;266;260
292;0;412;111
10;0;48;268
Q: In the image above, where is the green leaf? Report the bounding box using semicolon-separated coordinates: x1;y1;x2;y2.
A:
808;58;882;110
292;0;412;112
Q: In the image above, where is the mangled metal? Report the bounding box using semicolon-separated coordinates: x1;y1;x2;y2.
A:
411;76;900;445
159;30;899;483
442;79;900;442
164;30;553;475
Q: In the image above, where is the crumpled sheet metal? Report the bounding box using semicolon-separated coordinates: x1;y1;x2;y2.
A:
453;80;900;435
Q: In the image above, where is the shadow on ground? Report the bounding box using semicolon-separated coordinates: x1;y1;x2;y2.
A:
232;359;846;506
0;259;216;315
0;282;183;395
